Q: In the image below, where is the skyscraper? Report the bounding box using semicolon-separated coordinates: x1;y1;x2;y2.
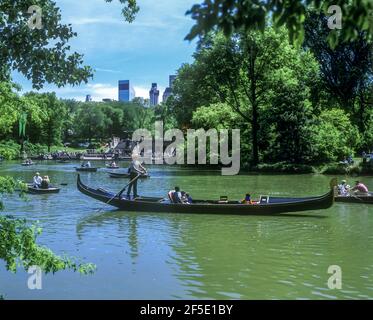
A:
149;83;159;106
162;87;172;102
162;75;176;102
85;94;92;102
118;80;135;102
169;75;176;88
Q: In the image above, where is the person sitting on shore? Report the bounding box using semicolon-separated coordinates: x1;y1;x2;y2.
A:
350;181;369;195
40;176;49;189
168;187;182;203
33;172;42;188
241;193;254;204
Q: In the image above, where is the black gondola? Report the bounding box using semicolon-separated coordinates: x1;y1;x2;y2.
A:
77;174;336;215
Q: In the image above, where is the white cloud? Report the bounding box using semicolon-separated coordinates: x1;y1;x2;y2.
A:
86;83;117;101
95;67;122;74
67;17;122;25
133;86;148;99
134;85;165;100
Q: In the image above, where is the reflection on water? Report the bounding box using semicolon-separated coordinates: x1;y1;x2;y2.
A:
0;160;372;299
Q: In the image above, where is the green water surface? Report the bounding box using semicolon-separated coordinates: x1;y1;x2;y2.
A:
0;160;372;299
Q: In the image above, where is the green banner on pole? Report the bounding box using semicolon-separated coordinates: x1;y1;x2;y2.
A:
19;113;27;138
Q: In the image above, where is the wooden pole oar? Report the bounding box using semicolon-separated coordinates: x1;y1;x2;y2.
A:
106;174;141;205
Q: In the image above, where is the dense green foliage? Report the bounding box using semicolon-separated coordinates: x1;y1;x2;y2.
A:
0;83;154;158
309;109;361;163
304;11;372;149
0;140;20;160
0;0;93;88
168;20;371;165
185;0;373;47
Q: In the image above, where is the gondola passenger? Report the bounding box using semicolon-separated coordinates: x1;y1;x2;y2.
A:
168;187;182;203
185;193;193;204
241;193;254;204
181;191;193;204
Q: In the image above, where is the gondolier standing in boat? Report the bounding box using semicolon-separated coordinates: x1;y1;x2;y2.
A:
126;153;147;198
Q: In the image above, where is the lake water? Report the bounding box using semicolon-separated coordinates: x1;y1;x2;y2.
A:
0;160;372;299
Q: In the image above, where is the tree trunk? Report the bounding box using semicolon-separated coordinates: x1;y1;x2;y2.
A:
251;103;259;166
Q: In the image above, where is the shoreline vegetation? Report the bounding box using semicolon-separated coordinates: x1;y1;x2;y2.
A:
1;141;372;176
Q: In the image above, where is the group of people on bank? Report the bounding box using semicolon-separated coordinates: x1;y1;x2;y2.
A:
337;180;369;196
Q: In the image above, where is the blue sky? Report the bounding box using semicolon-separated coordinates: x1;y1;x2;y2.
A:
12;0;197;101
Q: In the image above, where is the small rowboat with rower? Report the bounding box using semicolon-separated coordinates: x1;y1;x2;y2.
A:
26;184;60;194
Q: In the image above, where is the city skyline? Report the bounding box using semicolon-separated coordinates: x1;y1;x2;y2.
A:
11;0;197;101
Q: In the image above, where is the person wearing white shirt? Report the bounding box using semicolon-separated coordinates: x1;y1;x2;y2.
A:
33;172;42;188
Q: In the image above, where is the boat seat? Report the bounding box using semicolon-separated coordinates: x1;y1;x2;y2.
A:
218;196;228;204
259;195;269;204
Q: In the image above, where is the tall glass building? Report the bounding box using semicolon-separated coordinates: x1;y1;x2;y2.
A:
149;83;160;106
162;75;176;102
118;80;135;102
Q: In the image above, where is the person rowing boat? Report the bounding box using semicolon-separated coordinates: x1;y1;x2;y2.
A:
350;180;369;196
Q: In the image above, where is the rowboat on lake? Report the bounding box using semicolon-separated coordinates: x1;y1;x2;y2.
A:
75;167;98;172
77;174;336;215
21;162;34;166
106;164;120;169
335;192;373;204
109;171;149;179
27;184;60;194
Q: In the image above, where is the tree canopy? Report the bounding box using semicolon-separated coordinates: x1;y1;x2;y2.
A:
0;0;142;89
185;0;373;47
